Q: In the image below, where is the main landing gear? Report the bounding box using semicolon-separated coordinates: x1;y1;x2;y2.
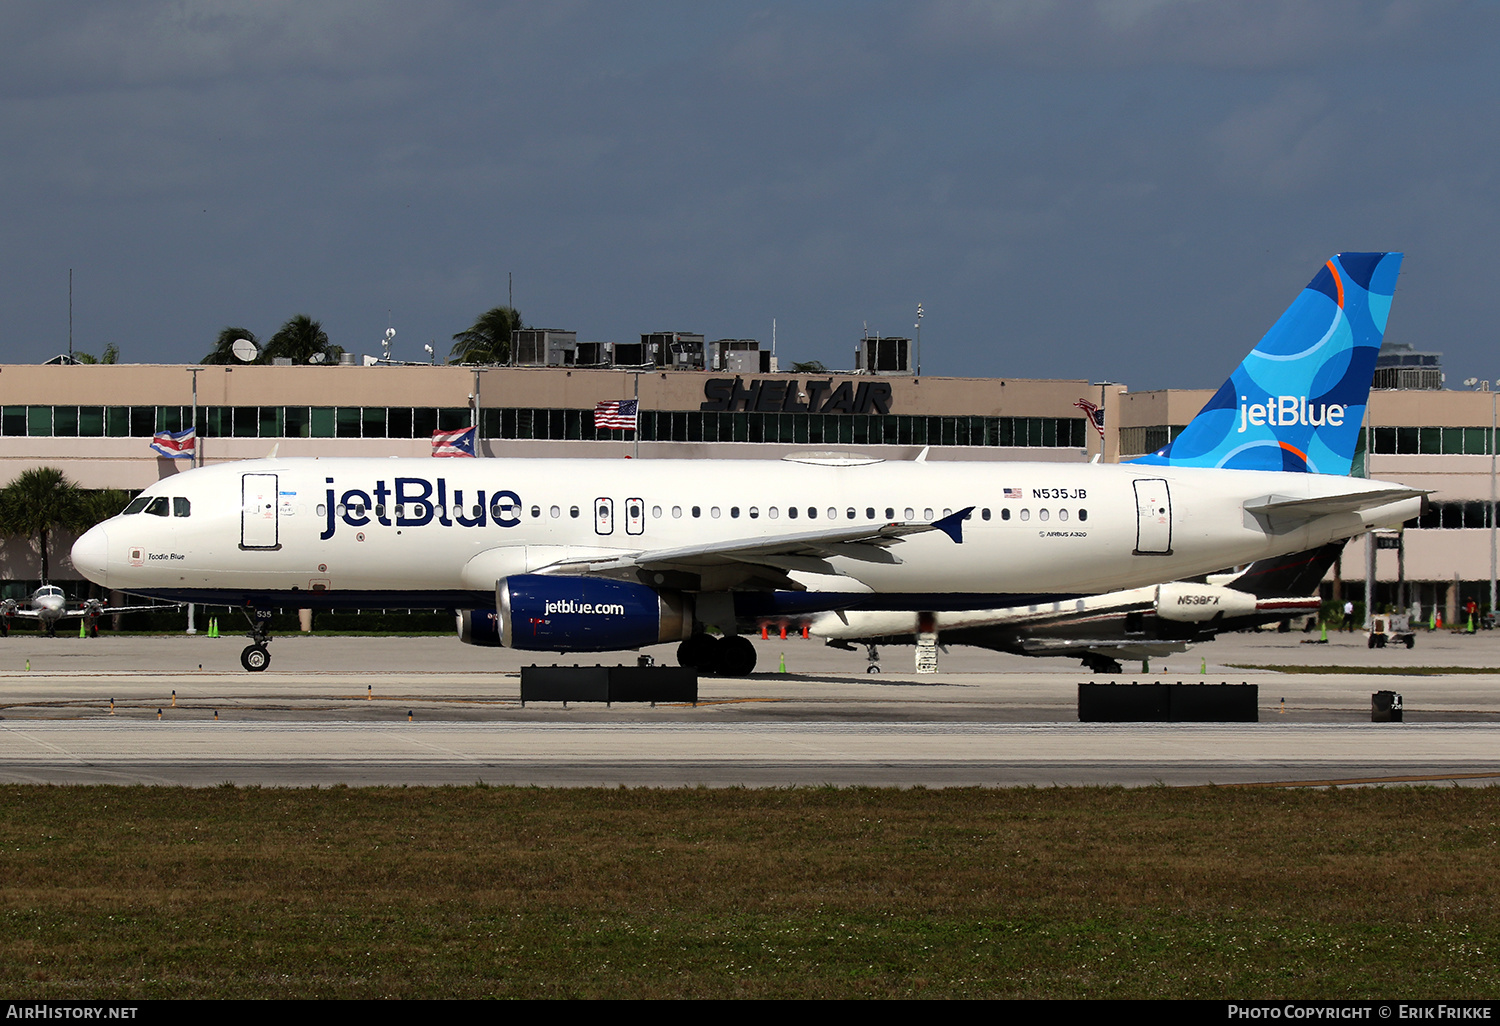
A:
240;608;273;672
676;633;758;677
865;643;881;673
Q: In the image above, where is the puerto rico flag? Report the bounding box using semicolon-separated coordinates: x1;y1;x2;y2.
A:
151;427;196;458
431;425;477;457
594;399;639;430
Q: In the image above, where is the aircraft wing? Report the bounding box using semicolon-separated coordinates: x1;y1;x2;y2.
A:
62;602;182;618
533;508;974;590
1018;638;1191;659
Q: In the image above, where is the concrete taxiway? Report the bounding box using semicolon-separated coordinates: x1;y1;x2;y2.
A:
0;628;1496;787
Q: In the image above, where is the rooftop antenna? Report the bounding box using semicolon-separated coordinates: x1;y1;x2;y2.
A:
381;326;396;363
230;337;258;363
68;269;73;359
424;342;435;365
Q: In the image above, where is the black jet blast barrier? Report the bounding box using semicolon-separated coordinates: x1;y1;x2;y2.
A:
1078;681;1259;723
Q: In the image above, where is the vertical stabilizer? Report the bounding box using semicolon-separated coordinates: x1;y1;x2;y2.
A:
1130;252;1402;475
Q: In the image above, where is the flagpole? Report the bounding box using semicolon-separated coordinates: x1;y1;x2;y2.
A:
633;372;640;459
185;366;201;636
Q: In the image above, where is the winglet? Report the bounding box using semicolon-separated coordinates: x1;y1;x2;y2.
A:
933;506;974;544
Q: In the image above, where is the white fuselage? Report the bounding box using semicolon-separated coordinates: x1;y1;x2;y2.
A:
71;455;1417;618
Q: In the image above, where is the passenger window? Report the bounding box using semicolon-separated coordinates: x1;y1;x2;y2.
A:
827;508;837;520
173;497;191;517
730;507;740;518
1001;508;1011;521
846;508;855;519
866;508;875;520
316;504;326;517
531;506;541;518
885;508;894;520
923;508;933;520
1020;509;1030;522
1079;509;1088;522
672;506;682;518
808;508;817;519
788;507;798;519
652;506;662;518
550;506;560;518
904;508;914;520
981;509;991;521
769;507;779;519
943;508;952;517
692;506;701;518
569;506;580;518
378;504;388;518
711;507;721;518
1039;509;1049;521
1059;509;1069;522
749;507;759;519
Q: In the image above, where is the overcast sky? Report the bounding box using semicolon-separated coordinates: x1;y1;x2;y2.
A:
2;1;1496;390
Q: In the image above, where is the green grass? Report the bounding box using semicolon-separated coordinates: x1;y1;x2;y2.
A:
0;785;1496;999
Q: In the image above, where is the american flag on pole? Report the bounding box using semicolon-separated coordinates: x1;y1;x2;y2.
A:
1074;398;1106;439
150;427;196;458
594;399;639;430
431;425;477;457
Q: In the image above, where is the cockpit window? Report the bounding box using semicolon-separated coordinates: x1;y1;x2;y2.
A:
144;497;170;517
173;497;191;517
123;497;151;515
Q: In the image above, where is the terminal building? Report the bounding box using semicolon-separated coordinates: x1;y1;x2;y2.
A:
1;335;1495;621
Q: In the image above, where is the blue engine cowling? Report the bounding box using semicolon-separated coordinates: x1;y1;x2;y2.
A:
457;575;691;652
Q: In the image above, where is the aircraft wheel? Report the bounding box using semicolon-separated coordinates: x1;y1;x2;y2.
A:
717;635;757;677
676;634;718;670
88;623;99;639
866;664;880;674
240;644;271;672
1404;635;1415;649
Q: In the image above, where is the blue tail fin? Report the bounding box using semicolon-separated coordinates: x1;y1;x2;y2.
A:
1130;252;1402;475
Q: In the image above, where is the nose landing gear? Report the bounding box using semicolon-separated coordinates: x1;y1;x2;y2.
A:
240;608;273;672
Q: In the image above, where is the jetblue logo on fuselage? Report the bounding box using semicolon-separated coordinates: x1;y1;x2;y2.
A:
1238;395;1346;432
319;477;520;540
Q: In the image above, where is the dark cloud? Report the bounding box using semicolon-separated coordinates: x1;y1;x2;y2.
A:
0;0;1497;390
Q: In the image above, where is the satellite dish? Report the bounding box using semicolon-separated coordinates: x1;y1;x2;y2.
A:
308;352;326;364
385;327;396;341
231;338;258;363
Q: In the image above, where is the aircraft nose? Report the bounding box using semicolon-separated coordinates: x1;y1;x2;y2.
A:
71;524;109;585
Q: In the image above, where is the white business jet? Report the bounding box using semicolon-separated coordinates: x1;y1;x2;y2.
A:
71;253;1420;674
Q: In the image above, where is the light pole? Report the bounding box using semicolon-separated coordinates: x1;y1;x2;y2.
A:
914;303;923;376
1091;381;1119;462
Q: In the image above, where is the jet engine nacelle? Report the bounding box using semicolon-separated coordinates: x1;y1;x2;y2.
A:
1154;582;1258;623
458;574;692;652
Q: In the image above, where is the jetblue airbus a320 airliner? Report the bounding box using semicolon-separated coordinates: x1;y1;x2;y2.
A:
72;253;1420;674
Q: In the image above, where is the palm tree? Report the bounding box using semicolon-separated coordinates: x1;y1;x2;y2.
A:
0;468;84;583
449;306;522;365
264;315;343;365
202;327;260;365
75;343;121;364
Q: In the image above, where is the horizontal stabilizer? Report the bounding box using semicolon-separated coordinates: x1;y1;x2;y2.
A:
1244;487;1426;520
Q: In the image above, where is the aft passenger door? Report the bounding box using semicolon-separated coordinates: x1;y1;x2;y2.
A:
1132;478;1172;555
241;473;280;550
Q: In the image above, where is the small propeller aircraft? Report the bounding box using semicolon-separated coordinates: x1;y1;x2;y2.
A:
0;584;176;638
